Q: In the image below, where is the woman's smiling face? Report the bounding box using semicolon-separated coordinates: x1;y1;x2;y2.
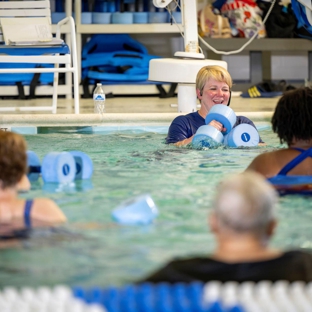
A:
197;78;231;114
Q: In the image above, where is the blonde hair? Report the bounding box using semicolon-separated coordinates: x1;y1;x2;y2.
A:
196;65;233;94
213;172;277;236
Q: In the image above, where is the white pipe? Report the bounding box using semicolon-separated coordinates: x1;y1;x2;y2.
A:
181;0;199;53
177;83;197;112
153;0;203;58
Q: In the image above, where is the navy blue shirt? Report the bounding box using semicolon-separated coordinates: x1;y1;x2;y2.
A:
166;111;262;144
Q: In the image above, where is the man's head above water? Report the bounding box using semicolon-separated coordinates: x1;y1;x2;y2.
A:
210;171;278;239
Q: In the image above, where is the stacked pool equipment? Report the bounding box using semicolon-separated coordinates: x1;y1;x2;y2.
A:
27;150;93;184
51;0;181;25
3;281;312;311
192;104;259;148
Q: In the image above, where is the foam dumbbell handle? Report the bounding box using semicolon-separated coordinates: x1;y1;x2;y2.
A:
27;150;41;182
224;124;260;147
41;152;76;184
192;125;224;148
69;151;93;180
205;104;237;135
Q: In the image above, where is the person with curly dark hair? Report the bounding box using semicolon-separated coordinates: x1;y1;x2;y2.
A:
0;131;66;239
246;87;312;178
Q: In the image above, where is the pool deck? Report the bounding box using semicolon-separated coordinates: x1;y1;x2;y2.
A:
0;96;278;127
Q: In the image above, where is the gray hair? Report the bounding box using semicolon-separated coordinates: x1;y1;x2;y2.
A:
213;172;278;236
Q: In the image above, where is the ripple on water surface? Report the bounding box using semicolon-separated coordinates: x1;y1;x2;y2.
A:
1;126;311;288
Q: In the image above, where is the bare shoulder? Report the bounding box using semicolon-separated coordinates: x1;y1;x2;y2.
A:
34;197;59;207
32;198;67;223
247;149;277;165
246;149;284;177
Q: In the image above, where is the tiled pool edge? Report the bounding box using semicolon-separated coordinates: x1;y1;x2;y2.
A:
0;113;179;126
0;112;273;134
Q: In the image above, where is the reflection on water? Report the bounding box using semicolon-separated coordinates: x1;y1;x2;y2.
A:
1;126;312;288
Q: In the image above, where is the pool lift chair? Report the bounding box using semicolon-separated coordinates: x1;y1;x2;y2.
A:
149;0;227;113
0;0;79;114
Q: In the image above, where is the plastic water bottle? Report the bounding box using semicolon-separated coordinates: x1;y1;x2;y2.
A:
93;83;106;114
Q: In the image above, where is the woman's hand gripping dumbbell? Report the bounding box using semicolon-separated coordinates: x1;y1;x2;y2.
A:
192;104;260;148
192;104;236;148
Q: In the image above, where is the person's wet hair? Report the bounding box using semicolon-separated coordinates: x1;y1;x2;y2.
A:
0;131;27;189
272;87;312;145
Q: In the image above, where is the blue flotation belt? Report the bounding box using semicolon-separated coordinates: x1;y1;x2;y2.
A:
81;34;161;85
81;51;159;82
291;0;312;36
268;175;312;195
268;148;312;195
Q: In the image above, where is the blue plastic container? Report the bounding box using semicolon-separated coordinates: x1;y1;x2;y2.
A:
92;12;112;24
133;12;149;23
112;12;133;24
81;12;92;24
169;11;182;23
148;12;168;23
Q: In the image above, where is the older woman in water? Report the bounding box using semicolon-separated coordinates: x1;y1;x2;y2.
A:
166;65;261;146
0;131;66;239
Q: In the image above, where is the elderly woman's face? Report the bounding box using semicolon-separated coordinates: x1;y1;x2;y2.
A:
198;78;230;113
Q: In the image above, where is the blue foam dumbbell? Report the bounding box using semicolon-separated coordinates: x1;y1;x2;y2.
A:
205;104;237;135
27;150;93;183
111;194;159;225
41;152;76;184
69;150;93;180
192;125;224;148
192;104;236;148
27;150;41;182
224;124;259;147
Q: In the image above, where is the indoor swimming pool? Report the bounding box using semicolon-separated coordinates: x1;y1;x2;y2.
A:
1;123;312;289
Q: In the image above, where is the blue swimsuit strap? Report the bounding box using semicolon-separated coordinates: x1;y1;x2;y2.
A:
278;147;312;175
24;199;33;228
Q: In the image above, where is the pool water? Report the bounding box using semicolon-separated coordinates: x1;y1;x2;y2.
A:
1;123;312;289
